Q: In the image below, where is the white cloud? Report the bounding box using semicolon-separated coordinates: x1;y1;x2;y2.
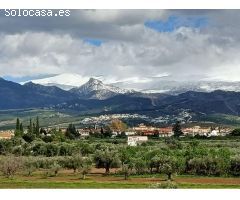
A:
0;10;240;90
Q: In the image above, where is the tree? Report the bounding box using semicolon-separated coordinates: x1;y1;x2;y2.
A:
94;145;120;174
159;156;183;180
229;156;240;176
78;142;94;156
40;128;47;136
19;123;23;133
0;156;23;178
35;116;40;137
172;121;183;137
59;143;73;156
230;128;240;136
28;118;33;134
50;161;61;176
63;155;83;173
15;118;23;137
22;133;35;143
118;147;131;167
102;126;113;138
45;143;59;157
16;118;20;130
23;157;38;176
121;164;133;180
65;124;79;140
133;158;146;175
110;119;127;133
79;157;92;180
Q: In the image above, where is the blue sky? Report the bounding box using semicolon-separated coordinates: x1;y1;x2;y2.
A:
84;38;103;46
145;15;208;32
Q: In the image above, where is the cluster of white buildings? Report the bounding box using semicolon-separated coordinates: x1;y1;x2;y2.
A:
182;126;232;137
80;111;193;126
81;114;148;125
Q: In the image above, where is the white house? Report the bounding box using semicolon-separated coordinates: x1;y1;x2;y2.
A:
77;129;90;137
208;130;218;137
125;131;136;136
127;136;148;146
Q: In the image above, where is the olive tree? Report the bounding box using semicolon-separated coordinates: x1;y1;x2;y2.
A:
50;161;61;176
23;157;38;176
229;156;240;176
78;157;92;180
0;156;23;178
94;145;120;174
159;156;183;180
121;163;134;180
63;155;83;173
132;157;147;175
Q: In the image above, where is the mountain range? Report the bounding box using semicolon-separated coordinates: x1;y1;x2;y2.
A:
1;76;240;120
22;73;240;94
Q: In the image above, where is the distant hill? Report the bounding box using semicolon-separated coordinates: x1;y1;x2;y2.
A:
0;78;76;109
155;90;240;116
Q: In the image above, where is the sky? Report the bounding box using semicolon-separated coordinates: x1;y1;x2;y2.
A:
1;10;240;90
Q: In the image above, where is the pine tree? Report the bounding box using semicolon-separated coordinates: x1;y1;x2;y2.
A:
172;121;183;137
19;123;23;133
36;116;40;136
15;118;21;137
28;118;33;134
16;118;20;131
33;123;36;135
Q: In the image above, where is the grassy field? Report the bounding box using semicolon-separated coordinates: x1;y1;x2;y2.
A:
1;169;240;189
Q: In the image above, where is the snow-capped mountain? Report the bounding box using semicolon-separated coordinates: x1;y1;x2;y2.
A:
141;81;240;95
70;77;134;100
21;73;90;90
21;73;240;96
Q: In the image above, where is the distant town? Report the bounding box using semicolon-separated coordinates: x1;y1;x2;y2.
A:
0;117;233;144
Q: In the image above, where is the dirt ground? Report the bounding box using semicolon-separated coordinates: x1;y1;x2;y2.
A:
31;168;240;186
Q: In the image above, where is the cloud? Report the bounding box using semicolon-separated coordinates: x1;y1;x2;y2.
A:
0;10;240;90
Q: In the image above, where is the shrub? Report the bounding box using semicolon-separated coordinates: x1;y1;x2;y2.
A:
59;143;73;156
32;142;47;156
45;143;59;157
187;156;228;176
229;156;240;176
12;146;23;156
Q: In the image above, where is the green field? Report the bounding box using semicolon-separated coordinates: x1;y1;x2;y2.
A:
0;172;240;189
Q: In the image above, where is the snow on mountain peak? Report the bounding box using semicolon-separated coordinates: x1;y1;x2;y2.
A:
69;77;134;99
21;73;90;90
79;77;132;94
